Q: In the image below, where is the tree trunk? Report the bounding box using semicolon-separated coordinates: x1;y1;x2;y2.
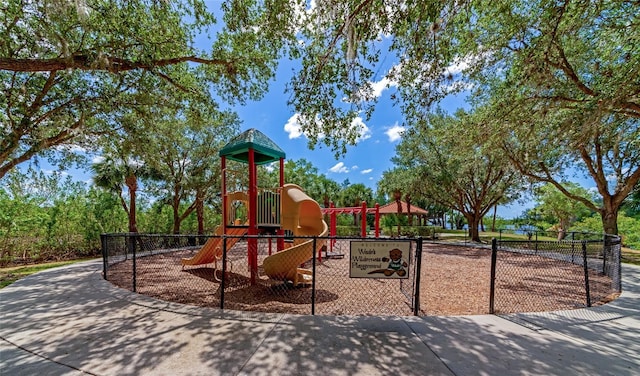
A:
557;218;569;240
406;195;412;226
396;198;402;236
465;214;482;242
601;207;619;235
196;195;204;235
172;211;181;234
125;174;138;233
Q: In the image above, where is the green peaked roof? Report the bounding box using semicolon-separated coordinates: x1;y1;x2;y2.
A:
219;128;285;165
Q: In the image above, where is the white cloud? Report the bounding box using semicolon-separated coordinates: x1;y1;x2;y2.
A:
385;123;405;142
361;168;373;174
346;66;399;103
329;162;349;173
446;56;472;76
351;117;372;143
264;162;276;173
284;113;304;139
285;113;370;144
370;76;393;98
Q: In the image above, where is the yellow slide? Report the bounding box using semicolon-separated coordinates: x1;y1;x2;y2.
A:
262;184;328;286
181;225;247;267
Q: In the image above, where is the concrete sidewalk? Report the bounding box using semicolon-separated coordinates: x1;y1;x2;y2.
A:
1;261;638;376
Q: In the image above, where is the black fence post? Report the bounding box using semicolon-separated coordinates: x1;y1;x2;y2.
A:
489;238;497;314
129;233;137;293
101;234;108;280
582;241;591;307
571;232;576;263
615;236;622;293
311;237;317;315
414;237;423;316
220;235;227;310
602;234;608;275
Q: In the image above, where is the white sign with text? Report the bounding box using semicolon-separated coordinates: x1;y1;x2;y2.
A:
349;241;411;279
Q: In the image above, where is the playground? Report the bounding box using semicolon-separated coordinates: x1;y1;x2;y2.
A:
102;129;620;317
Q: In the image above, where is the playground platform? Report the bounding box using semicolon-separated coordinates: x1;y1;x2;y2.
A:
1;259;639;375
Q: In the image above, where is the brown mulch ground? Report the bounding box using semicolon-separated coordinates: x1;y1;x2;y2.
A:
106;241;616;316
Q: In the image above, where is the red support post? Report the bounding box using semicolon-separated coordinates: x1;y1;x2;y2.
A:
330;202;336;251
361;201;367;237
277;157;285;252
221;156;227;233
248;149;258;285
375;203;380;238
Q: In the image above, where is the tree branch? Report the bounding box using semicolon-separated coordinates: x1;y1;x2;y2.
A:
547;40;596;97
0;55;235;73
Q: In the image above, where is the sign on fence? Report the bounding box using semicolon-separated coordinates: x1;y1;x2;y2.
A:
350;240;411;279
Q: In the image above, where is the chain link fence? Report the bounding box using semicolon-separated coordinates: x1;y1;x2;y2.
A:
491;235;622;314
102;233;621;316
102;233;421;316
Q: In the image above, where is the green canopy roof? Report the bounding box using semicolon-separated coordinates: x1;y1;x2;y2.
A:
219;128;285;165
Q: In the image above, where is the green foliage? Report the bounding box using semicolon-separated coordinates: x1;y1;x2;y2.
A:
381;214;408;236
388;109;524;241
622;186;640;219
573;214;640;250
336;226;361;236
336;214;355;227
0;171;120;265
1;0;296;178
338;183;373;208
0;155;384;264
533;182;595;231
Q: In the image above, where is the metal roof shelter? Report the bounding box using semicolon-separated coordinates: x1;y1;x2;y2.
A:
219;128;286;164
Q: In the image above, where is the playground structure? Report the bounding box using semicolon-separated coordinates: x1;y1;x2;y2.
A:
181;129;328;286
180;128;433;285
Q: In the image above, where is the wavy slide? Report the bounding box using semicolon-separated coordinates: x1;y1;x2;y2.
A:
181;225;247;267
262;184;328;286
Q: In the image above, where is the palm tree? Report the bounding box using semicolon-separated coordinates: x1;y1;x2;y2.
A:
92;155;157;233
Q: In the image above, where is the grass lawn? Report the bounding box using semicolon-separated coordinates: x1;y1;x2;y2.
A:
622;248;640;265
436;229;640;266
436;229;558;242
0;259;96;289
